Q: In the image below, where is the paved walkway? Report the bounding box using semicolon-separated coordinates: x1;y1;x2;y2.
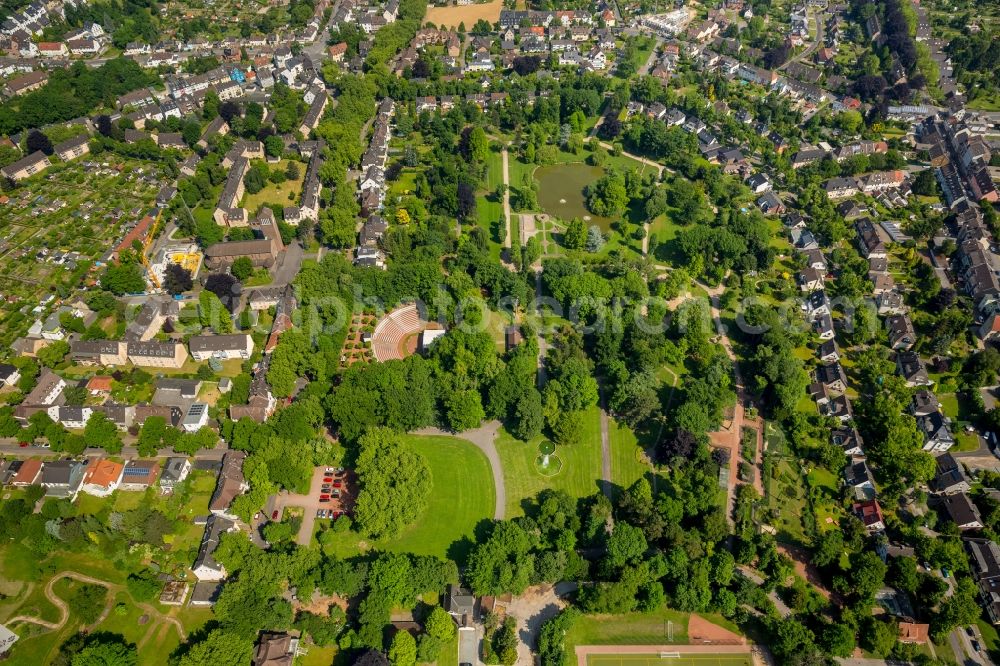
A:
413;420;505;520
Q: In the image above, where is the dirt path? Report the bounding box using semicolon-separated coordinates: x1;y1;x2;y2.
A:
7;571;185;643
505;582;576;664
413;420;506;520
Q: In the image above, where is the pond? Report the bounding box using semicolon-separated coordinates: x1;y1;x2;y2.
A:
535;162;614;231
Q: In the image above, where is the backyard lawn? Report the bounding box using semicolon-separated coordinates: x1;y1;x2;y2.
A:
494;407;604;517
240;159;305;211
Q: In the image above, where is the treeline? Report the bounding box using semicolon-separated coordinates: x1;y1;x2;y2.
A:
0;59;156;135
64;0;158;49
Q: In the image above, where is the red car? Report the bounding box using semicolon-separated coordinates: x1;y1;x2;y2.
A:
18;441;28;448
333;480;343;488
272;510;279;520
323;477;333;483
320;494;330;500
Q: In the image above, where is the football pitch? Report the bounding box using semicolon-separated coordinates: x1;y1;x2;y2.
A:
587;653;753;666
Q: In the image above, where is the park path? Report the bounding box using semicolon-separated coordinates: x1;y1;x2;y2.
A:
413;420;506;520
501;147;512;250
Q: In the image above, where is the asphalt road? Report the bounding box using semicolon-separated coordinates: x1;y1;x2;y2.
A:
0;441;228;460
458;627;479;666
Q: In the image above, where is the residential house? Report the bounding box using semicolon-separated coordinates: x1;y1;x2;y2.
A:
844;458;876;500
916;410;954;452
181;403;209;433
119;459;160;490
910;389;941;417
10;458;42;486
127;341;188;369
886;314;916;351
966;539;1000;624
832;427;865;457
159;457;191;493
1;150;50;181
932;453;970;495
896;351;932;387
815;362;847;393
188;334;254;361
53;135;90;162
39;459;85;499
209;451;248;519
853;499;886;533
80;458;124;497
817;340;839;364
23;370;66;406
192;514;236;581
253;633;299;666
942;492;983;530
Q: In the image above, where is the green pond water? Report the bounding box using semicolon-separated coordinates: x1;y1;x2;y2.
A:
535;162;614;230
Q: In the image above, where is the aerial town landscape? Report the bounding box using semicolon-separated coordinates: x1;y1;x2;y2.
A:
0;0;998;662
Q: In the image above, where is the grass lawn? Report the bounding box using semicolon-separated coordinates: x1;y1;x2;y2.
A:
764;455;810;545
386;435;495;562
241;160;305;211
608;418;652;497
564;609;741;665
494;407;604;517
320;435;495;564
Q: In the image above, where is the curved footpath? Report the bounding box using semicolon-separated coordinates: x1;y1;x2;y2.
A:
413;420;506;520
7;571;185;641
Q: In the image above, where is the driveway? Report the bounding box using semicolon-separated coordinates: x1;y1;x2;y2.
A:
504;582;576;664
458;627;479;666
271;241;304;287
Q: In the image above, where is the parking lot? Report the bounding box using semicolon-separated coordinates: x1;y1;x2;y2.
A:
267;465;355;546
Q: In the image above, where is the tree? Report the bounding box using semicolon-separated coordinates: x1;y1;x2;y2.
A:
84;412;123;453
176;630;253;666
353;428;432;539
27;129;54;155
586;170;628;217
164;264;193;295
231;256;253;281
353;651;389;666
37;340;69;368
388;630;417;666
510;388;544;441
552;410;584;446
466;127;489;164
860;617;897;658
424;606;455;642
71;633;138;666
563;218;586;250
264;134;284;158
606;523;647;568
285;161;300;180
101;263;145;295
137;416;167;457
199;290;234;333
586;225;605;253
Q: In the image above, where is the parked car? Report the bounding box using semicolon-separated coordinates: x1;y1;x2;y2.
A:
966;627;975;637
272;510;279;520
319;497;331;503
972;640;981;653
333;480;343;488
323;477;333;483
320;494;330;500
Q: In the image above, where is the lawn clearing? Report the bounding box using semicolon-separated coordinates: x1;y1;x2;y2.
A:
387;435;495;562
608;418;651;496
495;407;603;517
318;435;495;563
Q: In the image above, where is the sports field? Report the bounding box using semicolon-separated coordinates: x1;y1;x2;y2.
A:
587;653;753;666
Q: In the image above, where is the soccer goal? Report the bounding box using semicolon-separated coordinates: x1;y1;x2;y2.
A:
659;653;681;659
